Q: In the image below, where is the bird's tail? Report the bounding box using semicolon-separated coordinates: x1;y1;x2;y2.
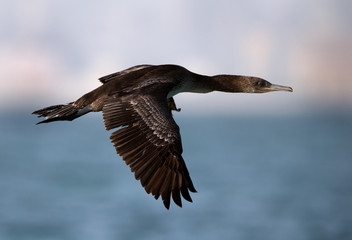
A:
32;102;92;124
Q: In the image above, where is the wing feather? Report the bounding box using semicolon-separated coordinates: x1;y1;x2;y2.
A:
99;65;153;84
102;94;196;209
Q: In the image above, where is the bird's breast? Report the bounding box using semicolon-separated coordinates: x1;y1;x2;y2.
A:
167;82;189;98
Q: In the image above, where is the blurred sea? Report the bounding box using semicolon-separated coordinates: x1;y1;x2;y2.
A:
0;110;351;240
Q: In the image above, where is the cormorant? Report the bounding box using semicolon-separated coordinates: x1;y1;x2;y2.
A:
33;64;293;209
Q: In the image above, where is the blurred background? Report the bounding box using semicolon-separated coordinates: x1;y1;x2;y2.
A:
1;0;351;239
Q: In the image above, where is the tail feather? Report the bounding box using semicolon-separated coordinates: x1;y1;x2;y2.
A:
32;103;92;124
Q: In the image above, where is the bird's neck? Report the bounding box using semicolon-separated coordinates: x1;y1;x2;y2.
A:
193;74;246;93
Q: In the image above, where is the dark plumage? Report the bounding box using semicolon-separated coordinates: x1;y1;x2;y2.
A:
33;64;293;209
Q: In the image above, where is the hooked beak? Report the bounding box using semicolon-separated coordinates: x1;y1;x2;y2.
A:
265;84;293;92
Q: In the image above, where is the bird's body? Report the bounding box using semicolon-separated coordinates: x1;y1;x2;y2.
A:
33;64;293;209
74;65;194;111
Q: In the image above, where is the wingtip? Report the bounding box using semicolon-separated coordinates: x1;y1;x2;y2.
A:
35;118;51;125
172;189;182;208
163;199;171;210
188;183;197;193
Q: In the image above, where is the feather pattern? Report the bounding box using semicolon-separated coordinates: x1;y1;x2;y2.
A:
102;94;196;209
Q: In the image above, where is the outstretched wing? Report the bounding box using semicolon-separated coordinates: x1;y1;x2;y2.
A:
102;94;196;209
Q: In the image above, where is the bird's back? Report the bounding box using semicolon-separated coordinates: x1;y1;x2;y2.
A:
74;65;191;110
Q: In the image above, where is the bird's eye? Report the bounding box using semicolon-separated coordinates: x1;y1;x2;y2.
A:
257;81;265;87
257;80;270;88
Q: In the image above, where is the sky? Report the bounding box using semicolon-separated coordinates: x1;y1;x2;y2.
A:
1;0;351;115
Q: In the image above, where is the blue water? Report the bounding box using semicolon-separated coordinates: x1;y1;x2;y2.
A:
0;111;351;240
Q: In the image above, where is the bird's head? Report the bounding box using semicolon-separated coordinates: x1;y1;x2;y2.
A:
248;77;293;93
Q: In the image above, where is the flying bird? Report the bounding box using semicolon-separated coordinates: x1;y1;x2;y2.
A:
33;64;293;209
